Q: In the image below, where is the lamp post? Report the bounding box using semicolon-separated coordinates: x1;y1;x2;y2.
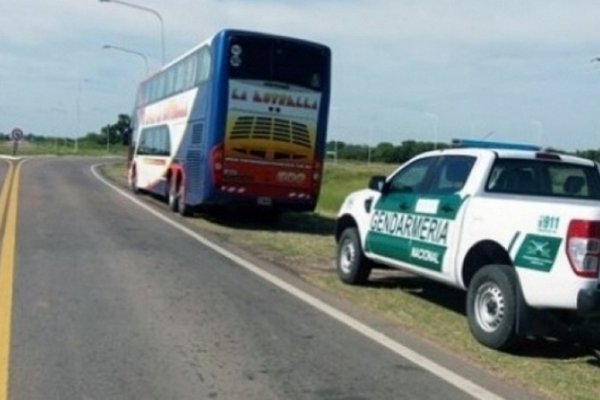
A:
103;44;150;75
99;0;166;65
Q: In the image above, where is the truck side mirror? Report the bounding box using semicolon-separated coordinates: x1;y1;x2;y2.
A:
368;175;386;192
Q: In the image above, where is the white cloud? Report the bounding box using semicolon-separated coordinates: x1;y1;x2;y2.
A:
4;1;600;49
2;1;600;149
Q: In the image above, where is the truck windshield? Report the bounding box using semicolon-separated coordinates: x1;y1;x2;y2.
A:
486;159;600;200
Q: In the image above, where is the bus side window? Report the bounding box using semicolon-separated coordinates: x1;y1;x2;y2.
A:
149;78;159;103
196;47;211;84
158;126;171;156
138;126;171;157
174;62;186;93
157;73;167;101
186;54;198;89
165;68;176;97
137;128;151;155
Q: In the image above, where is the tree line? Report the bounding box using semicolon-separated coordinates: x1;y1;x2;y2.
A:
2;116;599;163
327;140;600;163
0;114;131;148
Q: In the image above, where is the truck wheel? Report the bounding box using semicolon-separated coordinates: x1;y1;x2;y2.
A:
593;348;600;361
467;265;520;350
336;227;371;285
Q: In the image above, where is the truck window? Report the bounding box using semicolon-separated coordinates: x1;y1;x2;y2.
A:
387;156;437;194
429;155;476;194
486;159;600;199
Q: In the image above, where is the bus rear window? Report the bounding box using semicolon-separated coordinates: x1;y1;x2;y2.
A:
486;159;600;200
227;35;330;91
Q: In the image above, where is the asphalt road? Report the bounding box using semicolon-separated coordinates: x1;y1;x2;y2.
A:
0;157;533;400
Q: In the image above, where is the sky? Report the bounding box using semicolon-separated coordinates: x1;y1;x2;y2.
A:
2;0;600;151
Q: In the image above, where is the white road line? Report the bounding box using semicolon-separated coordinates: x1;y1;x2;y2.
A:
91;163;504;400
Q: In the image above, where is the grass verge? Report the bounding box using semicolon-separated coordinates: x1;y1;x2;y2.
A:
100;160;600;400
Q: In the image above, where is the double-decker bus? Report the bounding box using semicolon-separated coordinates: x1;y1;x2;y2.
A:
127;29;331;216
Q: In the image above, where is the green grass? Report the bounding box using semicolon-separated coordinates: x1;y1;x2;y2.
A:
317;160;396;215
100;159;600;400
309;274;600;400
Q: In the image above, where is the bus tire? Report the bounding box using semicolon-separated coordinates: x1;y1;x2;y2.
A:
168;179;179;212
130;170;140;194
177;188;192;217
466;265;521;350
336;227;371;285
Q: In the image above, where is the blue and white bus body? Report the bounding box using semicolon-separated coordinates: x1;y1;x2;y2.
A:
129;29;331;214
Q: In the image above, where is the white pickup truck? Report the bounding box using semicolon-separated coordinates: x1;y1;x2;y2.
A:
335;143;600;351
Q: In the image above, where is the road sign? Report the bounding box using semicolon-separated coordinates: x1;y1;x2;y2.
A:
11;128;23;141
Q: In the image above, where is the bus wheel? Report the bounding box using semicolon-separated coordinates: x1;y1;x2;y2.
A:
130;170;140;194
177;188;192;217
168;180;179;212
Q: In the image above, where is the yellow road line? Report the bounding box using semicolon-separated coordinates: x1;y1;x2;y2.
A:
0;162;14;228
0;161;20;400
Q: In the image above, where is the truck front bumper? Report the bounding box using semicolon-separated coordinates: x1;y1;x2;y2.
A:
578;287;600;315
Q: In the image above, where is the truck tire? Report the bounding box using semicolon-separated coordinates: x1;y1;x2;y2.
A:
336;227;371;285
467;265;521;350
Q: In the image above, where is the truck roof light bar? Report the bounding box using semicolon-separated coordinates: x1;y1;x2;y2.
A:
452;138;541;151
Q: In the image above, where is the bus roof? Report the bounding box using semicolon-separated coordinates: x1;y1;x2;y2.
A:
154;29;330;79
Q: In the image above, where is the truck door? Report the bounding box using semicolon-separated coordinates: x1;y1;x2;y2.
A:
366;155;475;277
365;155;438;266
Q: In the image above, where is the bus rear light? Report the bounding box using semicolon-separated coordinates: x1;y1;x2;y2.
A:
210;144;224;186
219;185;247;194
288;192;309;199
310;160;323;198
313;160;322;181
567;220;600;278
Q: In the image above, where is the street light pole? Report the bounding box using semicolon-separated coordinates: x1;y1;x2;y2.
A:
99;0;166;65
103;44;150;75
